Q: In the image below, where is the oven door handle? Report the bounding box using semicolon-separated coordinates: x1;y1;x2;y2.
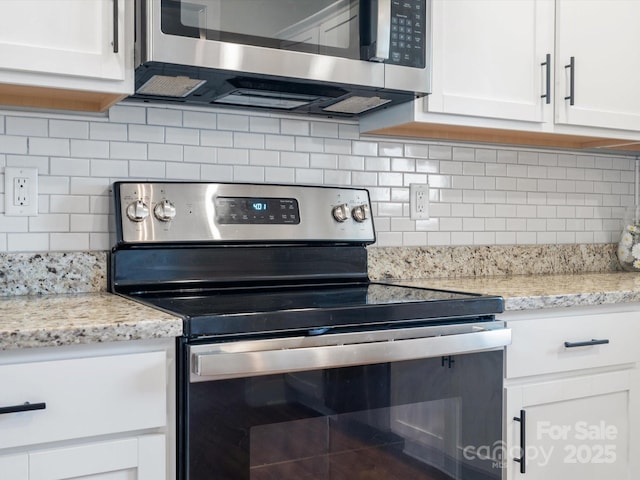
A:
192;328;511;381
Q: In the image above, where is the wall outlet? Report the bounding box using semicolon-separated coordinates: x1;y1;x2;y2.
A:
410;183;429;220
4;167;38;216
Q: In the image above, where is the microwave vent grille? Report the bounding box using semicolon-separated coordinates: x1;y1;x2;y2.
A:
136;75;206;98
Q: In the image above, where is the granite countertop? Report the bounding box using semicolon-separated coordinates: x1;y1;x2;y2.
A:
3;271;640;351
0;292;182;351
394;271;640;311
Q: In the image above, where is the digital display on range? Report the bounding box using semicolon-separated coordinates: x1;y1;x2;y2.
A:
215;197;300;224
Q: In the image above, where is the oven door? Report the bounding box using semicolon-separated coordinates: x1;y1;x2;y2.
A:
181;322;509;480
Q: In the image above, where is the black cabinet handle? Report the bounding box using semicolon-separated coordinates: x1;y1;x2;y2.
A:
564;338;609;348
0;401;46;415
541;53;551;104
112;0;119;53
513;409;526;474
564;56;575;105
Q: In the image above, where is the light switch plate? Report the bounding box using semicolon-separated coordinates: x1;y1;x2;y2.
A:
4;167;38;216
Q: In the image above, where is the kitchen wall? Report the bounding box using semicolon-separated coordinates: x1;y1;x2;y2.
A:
0;102;634;253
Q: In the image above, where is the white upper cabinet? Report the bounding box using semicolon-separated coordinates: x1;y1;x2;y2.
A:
555;0;640;131
428;0;554;123
361;1;640;149
0;0;133;111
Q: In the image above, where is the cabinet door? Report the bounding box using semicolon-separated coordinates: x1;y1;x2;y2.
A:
505;370;631;479
0;453;28;480
555;0;640;131
0;0;129;91
428;0;554;122
28;434;165;480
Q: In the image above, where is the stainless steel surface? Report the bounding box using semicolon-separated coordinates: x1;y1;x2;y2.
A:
117;182;375;243
190;322;511;381
373;0;391;62
139;0;430;94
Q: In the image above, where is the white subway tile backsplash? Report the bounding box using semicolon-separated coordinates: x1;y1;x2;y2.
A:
295;168;323;184
110;141;147;160
295;136;324;153
249;149;279;166
166;127;199;145
0;103;635;252
265;167;295;183
147;107;183;126
166;162;200;180
50;195;90;214
249;116;279;134
128;124;165;143
233;165;265;183
6;155;49;172
310;153;337;169
234;132;265;149
90;159;128;178
50;233;89;251
184;111;217;130
90;232;111;250
70;214;109;232
7;117;48;136
89;122;128;142
8;233;48;251
218;114;250;132
184;145;217;164
265;134;295;151
129;160;166;179
29;214;69;232
201;164;233;181
50;120;89;139
148;143;183;162
70;139;109;158
310;121;338;138
29;137;69;156
108;105;146;124
281;119;309;136
201;130;234;148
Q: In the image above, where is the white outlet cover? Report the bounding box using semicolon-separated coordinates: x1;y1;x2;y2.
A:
4;167;38;216
410;183;429;220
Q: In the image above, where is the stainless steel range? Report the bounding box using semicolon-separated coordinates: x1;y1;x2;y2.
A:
109;182;510;480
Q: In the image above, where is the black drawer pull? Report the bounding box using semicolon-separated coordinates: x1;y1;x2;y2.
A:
564;339;610;348
513;409;526;474
0;401;46;415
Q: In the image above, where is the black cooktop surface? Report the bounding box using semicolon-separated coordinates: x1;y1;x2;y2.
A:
129;282;504;338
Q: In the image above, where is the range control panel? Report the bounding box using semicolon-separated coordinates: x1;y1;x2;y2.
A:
114;182;375;245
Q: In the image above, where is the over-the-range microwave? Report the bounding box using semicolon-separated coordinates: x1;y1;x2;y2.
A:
132;0;431;117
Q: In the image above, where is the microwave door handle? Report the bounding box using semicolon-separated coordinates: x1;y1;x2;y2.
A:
366;0;391;62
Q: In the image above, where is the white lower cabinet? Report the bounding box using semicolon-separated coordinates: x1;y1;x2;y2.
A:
0;340;174;480
1;434;165;480
502;305;640;479
505;370;632;479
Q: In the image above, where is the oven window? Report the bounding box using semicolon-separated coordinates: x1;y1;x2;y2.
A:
161;0;362;59
185;351;503;479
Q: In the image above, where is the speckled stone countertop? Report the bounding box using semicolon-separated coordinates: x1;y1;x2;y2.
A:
0;293;182;351
394;272;640;311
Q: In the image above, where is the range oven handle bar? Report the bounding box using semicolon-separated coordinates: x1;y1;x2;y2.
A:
191;327;511;382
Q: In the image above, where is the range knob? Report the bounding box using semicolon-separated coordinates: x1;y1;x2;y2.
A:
351;204;370;223
154;199;176;222
125;200;149;222
332;203;350;223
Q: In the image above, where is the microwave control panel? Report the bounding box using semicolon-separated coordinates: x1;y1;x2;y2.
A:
389;0;426;68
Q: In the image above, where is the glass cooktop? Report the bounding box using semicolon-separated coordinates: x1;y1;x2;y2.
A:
130;282;504;338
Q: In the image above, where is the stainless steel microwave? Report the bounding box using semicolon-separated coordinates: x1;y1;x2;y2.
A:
132;0;431;117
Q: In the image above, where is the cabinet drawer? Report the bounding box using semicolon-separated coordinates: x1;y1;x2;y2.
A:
506;311;640;378
0;351;166;450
